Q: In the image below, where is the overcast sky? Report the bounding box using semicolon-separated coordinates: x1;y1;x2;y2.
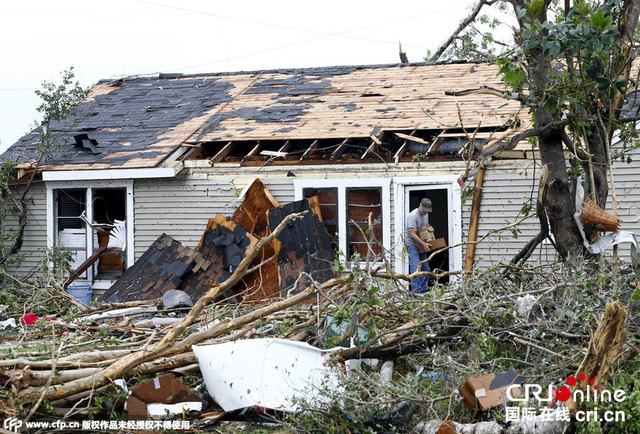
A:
0;0;511;154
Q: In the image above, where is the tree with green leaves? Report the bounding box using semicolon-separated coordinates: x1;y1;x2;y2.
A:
0;68;87;266
432;0;640;260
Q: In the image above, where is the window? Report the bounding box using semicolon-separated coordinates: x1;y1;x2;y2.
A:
302;187;338;252
48;182;133;285
56;189;88;276
57;189;85;230
295;179;390;260
346;188;383;257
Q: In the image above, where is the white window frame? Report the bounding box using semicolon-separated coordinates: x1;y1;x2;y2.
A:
393;175;463;278
46;180;134;288
294;178;391;259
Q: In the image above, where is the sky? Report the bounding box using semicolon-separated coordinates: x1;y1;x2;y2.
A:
0;0;512;154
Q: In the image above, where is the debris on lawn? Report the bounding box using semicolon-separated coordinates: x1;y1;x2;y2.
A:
193;338;343;412
126;373;201;420
1;178;639;433
458;369;522;416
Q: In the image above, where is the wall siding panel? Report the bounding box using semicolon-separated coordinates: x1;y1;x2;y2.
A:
134;175;238;260
4;182;48;276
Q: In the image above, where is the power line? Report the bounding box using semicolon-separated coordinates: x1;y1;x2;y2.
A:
0;5;192;18
133;0;465;51
133;0;469;72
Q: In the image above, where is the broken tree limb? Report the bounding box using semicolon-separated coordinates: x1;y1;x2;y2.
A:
16;211;308;403
429;0;499;62
566;301;627;413
157;277;344;357
464;168;485;272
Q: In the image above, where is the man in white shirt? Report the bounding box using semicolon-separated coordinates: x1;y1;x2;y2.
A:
405;198;432;293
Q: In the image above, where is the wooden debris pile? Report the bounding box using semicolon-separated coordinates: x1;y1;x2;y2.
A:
101;178;334;304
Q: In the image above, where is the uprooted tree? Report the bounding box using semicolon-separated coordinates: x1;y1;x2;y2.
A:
433;0;640;260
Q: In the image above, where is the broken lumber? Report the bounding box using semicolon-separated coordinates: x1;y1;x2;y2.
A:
566;301;627;413
232;178;279;237
16;211;309;403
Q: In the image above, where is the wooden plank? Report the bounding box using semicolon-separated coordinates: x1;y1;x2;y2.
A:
394;143;408;163
232;178;280;237
394;132;430;145
330;138;349;160
307;195;323;222
278;140;291;153
210;142;233;163
299;139;319;161
464;168;485;272
394;130;417;163
360;132;385;160
242;141;262;162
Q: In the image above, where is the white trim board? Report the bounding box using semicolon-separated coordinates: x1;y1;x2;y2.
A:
43;167;177;181
46;179;135;285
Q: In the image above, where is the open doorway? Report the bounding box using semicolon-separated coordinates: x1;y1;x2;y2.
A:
406;186;450;284
93;188;127;280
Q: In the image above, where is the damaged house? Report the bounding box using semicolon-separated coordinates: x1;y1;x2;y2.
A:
2;62;639;299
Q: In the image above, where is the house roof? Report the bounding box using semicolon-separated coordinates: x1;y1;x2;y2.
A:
1;62;529;171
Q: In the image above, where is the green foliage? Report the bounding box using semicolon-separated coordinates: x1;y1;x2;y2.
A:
35;67;87;125
497;58;527;94
460;184;473;205
33;67;88;159
0;67;86;316
283;258;640;432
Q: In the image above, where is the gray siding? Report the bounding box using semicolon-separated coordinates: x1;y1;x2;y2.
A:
471;168;556;269
4;182;48;276
133;175;297;260
609;147;640;262
133;175;238;260
261;178;295;204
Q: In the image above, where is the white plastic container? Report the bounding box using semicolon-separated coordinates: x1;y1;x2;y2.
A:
193;338;344;412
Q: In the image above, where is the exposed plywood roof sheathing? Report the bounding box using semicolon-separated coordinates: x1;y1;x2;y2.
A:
3;62;533;171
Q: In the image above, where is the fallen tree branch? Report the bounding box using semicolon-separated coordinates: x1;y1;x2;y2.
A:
429;0;499;62
16;211;308;403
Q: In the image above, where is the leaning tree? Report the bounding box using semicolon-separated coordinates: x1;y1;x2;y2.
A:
432;0;640;260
